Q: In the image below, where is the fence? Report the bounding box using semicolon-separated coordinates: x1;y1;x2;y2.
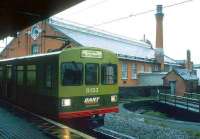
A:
158;93;200;113
184;92;200;100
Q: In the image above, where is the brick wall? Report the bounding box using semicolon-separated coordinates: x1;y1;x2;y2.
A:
118;60;159;86
0;20;70;59
0;20;171;88
163;71;186;96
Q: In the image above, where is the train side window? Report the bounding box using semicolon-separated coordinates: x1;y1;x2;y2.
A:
27;65;36;86
101;64;117;85
85;63;99;85
45;65;53;88
6;65;12;80
0;66;3;79
61;62;83;86
17;66;24;85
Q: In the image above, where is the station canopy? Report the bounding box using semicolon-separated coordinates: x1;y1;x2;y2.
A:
0;0;84;39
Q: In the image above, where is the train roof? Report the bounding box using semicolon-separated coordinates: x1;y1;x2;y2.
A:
0;51;61;63
0;47;116;63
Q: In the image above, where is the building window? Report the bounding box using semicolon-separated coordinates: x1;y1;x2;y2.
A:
148;66;152;72
121;63;128;80
131;63;137;79
32;44;39;54
153;65;159;72
169;66;173;71
140;64;145;73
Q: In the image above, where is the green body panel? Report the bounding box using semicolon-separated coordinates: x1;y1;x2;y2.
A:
59;47;118;96
0;54;60;116
58;47;119;112
0;47;119;117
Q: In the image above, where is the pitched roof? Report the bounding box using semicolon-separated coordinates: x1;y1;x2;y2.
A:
196;69;200;85
173;68;198;81
48;19;179;66
175;60;186;65
194;64;200;68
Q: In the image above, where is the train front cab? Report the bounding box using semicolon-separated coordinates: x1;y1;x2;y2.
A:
57;48;119;122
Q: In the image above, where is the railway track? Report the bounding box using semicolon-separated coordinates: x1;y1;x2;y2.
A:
0;99;136;139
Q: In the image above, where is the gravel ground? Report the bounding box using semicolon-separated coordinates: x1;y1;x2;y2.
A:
102;103;200;139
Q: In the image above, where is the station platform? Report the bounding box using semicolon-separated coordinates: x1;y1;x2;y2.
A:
0;102;93;139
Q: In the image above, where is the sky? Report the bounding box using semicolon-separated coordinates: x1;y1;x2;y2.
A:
1;0;200;64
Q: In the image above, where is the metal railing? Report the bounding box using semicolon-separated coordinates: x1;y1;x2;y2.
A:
158;93;200;113
184;92;200;100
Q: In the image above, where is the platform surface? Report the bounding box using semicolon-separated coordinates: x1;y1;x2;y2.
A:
0;105;50;139
0;104;93;139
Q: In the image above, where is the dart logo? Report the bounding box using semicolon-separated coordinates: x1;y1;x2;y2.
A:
84;97;100;105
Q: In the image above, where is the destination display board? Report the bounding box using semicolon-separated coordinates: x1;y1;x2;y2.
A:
81;50;103;59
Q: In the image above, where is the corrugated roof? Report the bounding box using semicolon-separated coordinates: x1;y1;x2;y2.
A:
196;69;200;85
164;55;178;65
174;68;198;81
194;64;200;68
175;60;186;65
49;19;179;66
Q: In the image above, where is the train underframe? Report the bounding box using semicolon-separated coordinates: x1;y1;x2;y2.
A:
60;106;119;128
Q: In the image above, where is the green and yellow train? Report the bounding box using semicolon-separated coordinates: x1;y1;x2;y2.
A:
0;47;118;121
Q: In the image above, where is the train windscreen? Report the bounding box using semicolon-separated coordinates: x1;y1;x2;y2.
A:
101;64;117;85
61;62;83;85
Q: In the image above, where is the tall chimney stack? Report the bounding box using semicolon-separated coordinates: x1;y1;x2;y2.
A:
155;5;164;71
186;50;192;71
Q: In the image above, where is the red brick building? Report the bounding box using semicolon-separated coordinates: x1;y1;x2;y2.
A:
0;18;183;87
163;69;198;96
0;20;68;58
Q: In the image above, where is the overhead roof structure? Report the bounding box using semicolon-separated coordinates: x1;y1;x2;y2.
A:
49;19;180;66
0;0;84;39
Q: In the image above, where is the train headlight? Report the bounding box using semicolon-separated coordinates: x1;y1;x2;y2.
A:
111;95;117;102
62;99;71;107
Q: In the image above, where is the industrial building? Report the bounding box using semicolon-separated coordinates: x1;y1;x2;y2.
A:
0;5;188;88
